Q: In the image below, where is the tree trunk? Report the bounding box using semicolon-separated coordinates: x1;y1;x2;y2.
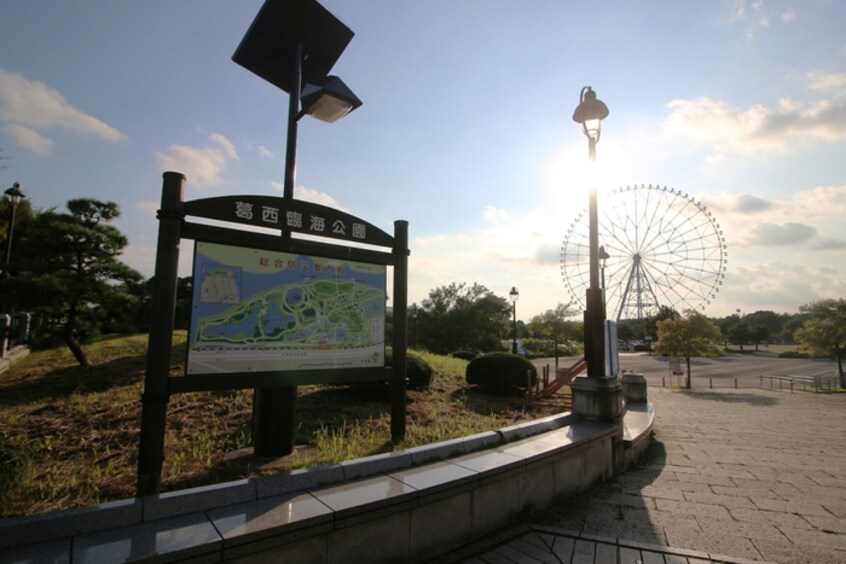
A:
838;348;844;389
63;318;90;368
686;355;692;389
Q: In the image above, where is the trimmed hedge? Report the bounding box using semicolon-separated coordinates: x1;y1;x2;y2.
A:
465;352;537;395
451;349;479;361
385;349;434;390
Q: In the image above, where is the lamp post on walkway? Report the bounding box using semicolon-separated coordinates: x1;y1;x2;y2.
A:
572;87;609;379
509;286;519;354
569;86;623;433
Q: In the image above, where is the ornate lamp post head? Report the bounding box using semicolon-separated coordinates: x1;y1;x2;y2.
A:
4;182;25;205
573;86;609;142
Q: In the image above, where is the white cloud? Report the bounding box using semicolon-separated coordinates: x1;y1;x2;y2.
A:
807;71;846;93
724;0;793;38
745;222;816;246
268;182;347;210
3;123;53;155
154;132;239;190
0;67;125;154
701;185;846;252
780;7;797;23
258;145;274;158
661;95;846;164
209;132;239;161
722;261;846;313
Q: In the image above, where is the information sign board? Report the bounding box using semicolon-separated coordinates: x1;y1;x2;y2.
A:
187;241;386;375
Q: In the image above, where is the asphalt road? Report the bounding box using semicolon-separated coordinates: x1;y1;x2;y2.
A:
532;352;839;389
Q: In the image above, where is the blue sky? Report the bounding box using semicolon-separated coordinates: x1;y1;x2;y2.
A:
1;0;845;321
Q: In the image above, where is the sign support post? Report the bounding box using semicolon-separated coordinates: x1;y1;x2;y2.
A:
137;172;185;496
391;220;409;442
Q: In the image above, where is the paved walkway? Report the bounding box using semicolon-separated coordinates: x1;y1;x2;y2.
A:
449;387;846;563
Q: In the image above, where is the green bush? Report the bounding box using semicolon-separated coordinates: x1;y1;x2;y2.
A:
451;349;479;361
465;352;537;395
385;348;434;390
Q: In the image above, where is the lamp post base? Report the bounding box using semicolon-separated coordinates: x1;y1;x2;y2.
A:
571;375;623;423
621;372;648;403
571;375;624;474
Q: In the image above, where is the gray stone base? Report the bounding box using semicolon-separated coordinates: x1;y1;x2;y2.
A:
570;375;623;422
621;372;648;402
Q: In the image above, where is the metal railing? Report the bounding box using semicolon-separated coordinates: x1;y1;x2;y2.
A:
760;370;839;393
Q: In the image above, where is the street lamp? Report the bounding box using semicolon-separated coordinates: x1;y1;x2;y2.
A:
572;86;609;380
3;182;25;278
599;245;609;292
509;286;519;354
232;0;362;457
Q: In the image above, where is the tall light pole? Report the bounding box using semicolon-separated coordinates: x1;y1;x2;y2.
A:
233;0;362;458
3;182;25;279
572;86;609;379
509;286;519;354
568;86;623;443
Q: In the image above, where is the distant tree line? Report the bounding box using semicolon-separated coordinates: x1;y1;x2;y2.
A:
1;196;842;378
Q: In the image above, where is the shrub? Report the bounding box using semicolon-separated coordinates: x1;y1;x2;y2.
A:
465;352;537;395
451;349;479;361
385;348;434;390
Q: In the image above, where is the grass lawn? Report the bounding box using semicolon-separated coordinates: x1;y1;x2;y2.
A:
0;333;570;518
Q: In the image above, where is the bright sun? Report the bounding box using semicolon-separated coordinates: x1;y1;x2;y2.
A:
540;140;635;217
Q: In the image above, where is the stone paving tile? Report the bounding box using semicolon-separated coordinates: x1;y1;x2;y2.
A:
777;525;846;551
728;507;815;530
724;478;803;500
697;515;790;543
654;498;733;520
751;495;834;517
639;484;687;501
671;471;736;487
753;537;846;564
663;527;764;561
682;490;756;509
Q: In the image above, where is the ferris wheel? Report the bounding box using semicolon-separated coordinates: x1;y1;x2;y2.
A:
560;184;727;321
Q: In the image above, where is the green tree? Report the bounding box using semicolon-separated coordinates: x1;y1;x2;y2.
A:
654;310;722;388
13;199;142;366
794;298;846;387
414;282;509;355
736;310;781;351
527;303;580;354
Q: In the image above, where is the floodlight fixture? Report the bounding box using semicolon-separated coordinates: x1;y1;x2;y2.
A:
300;75;362;123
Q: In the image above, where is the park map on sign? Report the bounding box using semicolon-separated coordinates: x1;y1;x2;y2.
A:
187;242;386;374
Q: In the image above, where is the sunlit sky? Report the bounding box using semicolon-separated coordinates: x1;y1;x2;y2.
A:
2;0;845;321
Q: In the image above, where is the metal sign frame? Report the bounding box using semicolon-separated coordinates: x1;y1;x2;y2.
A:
136;172;409;495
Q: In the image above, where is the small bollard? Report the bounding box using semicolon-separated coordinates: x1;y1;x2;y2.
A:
709;377;712;389
734;377;738;389
662;376;665;387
